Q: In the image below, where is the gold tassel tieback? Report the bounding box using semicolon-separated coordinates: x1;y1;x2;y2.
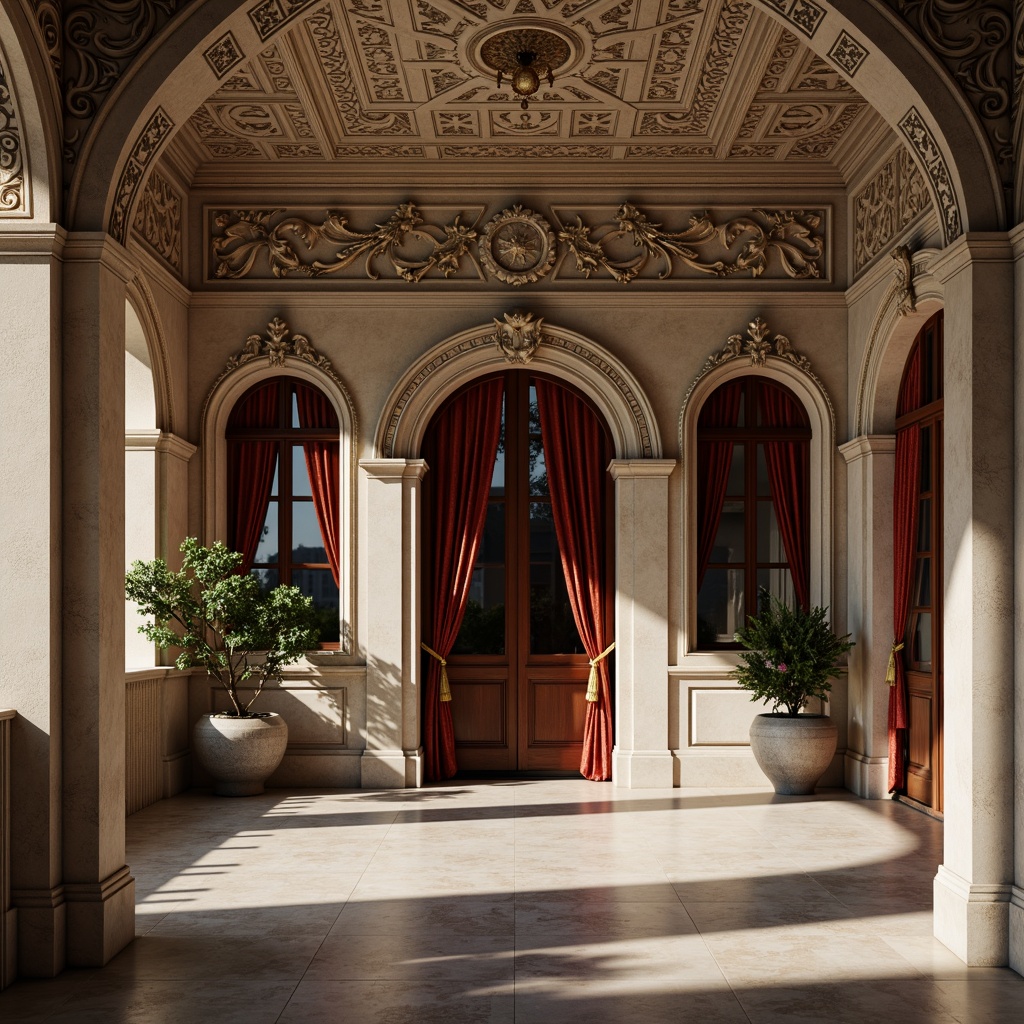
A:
886;640;904;686
586;641;616;703
421;642;451;702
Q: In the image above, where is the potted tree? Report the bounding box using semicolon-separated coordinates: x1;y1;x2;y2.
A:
734;592;854;795
125;538;320;796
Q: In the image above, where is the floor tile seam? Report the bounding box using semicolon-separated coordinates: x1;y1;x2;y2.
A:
683;912;757;1024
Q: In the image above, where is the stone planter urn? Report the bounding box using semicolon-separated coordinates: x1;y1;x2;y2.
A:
748;713;838;795
193;712;289;796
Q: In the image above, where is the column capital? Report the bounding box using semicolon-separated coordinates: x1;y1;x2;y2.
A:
61;232;135;282
839;434;896;463
928;232;1013;284
0;224;67;259
608;459;676;480
360;458;428;481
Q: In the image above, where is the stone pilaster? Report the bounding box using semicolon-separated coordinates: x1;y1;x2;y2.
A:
0;226;67;977
61;234;136;967
929;235;1014;965
609;460;676;788
359;459;427;788
839;435;896;799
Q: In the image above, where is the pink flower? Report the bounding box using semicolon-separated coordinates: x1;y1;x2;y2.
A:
777;662;788;673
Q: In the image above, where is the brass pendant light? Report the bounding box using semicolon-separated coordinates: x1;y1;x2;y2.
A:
480;28;571;110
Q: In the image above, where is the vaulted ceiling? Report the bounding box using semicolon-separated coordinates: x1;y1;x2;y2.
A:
173;0;890;185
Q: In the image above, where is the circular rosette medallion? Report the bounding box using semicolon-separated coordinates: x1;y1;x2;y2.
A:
480;206;556;286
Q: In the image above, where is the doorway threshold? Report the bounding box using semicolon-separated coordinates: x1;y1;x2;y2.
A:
894;793;943;821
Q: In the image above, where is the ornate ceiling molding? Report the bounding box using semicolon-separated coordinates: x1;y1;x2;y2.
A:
110;107;175;244
208;201;829;284
853;144;932;274
0;49;26;214
883;1;1012;207
132;167;182;275
898;107;962;244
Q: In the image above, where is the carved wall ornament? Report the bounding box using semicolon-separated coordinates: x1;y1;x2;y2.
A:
827;30;869;78
211;204;480;281
891;244;917;316
853;145;932;273
110;107;176;244
226;317;333;374
249;0;322;41
132;169;182;273
479;206;556;286
681;316;835;438
898;107;962;244
488;311;546;364
205;32;247;80
884;0;1012;206
0;52;25;214
762;0;827;39
557;205;826;282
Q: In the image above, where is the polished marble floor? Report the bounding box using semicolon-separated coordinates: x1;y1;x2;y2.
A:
2;780;1023;1022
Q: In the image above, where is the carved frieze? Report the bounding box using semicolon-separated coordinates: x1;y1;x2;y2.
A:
205;32;247;80
854;144;933;273
110;108;176;245
884;1;1012;204
0;51;25;214
209;201;829;284
132;169;183;274
898;107;961;244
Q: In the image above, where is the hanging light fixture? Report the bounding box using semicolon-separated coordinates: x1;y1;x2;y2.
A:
481;28;571;110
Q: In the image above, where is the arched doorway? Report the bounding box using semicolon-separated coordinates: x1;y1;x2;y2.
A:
893;311;944;813
422;370;613;774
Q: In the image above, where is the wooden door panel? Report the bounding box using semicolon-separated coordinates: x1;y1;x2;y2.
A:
449;668;515;771
523;670;588;771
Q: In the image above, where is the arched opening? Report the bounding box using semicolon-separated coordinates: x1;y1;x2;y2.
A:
890;310;944;813
421;370;614;778
124;298;158;668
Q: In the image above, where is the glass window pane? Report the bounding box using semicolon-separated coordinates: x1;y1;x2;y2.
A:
757;499;787;565
920;427;932;492
909;611;932;670
270;454;279;497
530;443;547;497
480;502;504;565
254;502;278;564
292;502;327;563
757;567;796;611
914;557;931;608
529;502;583;654
712;500;744;562
292;445;312;497
453;566;505;655
250;567;278;593
726;445;745;496
491;395;506;495
291;389;300;428
917;499;932;552
291;567;339;644
696;568;745;646
735;391;746;428
756;445;771;496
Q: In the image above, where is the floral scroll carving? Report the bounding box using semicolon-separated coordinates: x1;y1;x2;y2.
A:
0;52;25;214
225;317;333;374
891;245;917;316
557;205;825;282
132;169;182;273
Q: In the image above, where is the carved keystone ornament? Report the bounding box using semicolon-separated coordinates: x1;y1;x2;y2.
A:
488;311;546;364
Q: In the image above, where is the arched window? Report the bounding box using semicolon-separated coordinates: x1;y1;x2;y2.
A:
227;377;341;646
695;376;810;648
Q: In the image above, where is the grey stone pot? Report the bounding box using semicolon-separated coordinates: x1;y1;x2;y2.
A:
193;712;289;797
748;713;838;795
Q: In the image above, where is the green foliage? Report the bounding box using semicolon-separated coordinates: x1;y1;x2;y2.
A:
732;592;854;716
125;538;320;717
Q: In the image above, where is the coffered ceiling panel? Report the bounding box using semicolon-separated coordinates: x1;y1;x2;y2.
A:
179;0;883;174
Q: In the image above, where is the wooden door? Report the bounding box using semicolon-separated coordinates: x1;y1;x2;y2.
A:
898;313;944;812
431;373;610;773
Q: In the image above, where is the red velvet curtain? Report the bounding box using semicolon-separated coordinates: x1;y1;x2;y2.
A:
889;346;922;793
760;382;811;611
294;383;341;585
423;377;505;782
697;381;744;586
535;379;613;782
229;380;280;574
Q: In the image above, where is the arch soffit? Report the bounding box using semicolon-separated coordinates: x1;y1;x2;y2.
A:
376;319;660;460
0;0;60;222
125;274;175;435
68;0;1004;242
855;251;944;436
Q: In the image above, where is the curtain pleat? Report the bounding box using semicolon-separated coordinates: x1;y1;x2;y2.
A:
294;383;341;585
696;380;744;586
535;379;613;782
422;377;505;782
760;382;811;612
229;380;280;574
889;346;923;793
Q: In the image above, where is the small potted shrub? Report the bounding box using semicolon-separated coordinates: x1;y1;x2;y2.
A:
125;538;320;796
734;592;854;795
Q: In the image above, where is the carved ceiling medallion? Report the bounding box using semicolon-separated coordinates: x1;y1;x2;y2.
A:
479;205;556;286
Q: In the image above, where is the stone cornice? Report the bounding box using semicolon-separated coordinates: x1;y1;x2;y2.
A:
927;232;1014;283
608;460;677;480
839;435;896;463
359;459;428;481
61;231;135;281
0;223;67;257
